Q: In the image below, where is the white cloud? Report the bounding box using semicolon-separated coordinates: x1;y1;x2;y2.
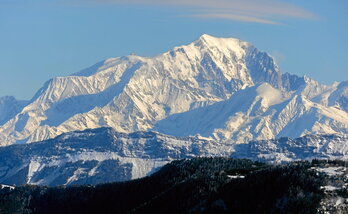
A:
270;50;286;64
62;0;319;24
186;13;281;25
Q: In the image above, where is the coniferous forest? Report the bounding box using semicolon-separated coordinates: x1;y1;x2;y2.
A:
0;157;332;214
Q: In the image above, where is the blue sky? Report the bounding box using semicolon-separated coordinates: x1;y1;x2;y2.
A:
0;0;347;100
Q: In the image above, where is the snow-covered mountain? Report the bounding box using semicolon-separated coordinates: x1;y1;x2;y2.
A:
0;34;347;146
0;96;28;126
154;82;348;143
0;127;226;186
0;127;346;186
233;133;348;163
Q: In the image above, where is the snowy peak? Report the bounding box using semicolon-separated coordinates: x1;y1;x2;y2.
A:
0;34;347;145
195;34;250;54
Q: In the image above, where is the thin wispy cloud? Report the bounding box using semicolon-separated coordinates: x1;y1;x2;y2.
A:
186;14;281;25
81;0;318;25
10;0;318;25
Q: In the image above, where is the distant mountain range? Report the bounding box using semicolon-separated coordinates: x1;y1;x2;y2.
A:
0;127;346;186
0;34;347;146
0;34;347;186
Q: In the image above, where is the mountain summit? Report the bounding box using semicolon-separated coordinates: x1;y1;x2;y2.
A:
0;34;347;145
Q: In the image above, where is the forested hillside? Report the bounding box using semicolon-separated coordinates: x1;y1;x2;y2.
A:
0;157;334;214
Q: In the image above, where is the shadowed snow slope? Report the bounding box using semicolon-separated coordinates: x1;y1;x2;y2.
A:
0;34;347;145
0;127;346;186
0;96;28;126
154;83;348;143
0;127;227;186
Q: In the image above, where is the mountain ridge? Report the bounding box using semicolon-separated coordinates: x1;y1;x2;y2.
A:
0;127;346;186
0;34;347;146
0;96;28;126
